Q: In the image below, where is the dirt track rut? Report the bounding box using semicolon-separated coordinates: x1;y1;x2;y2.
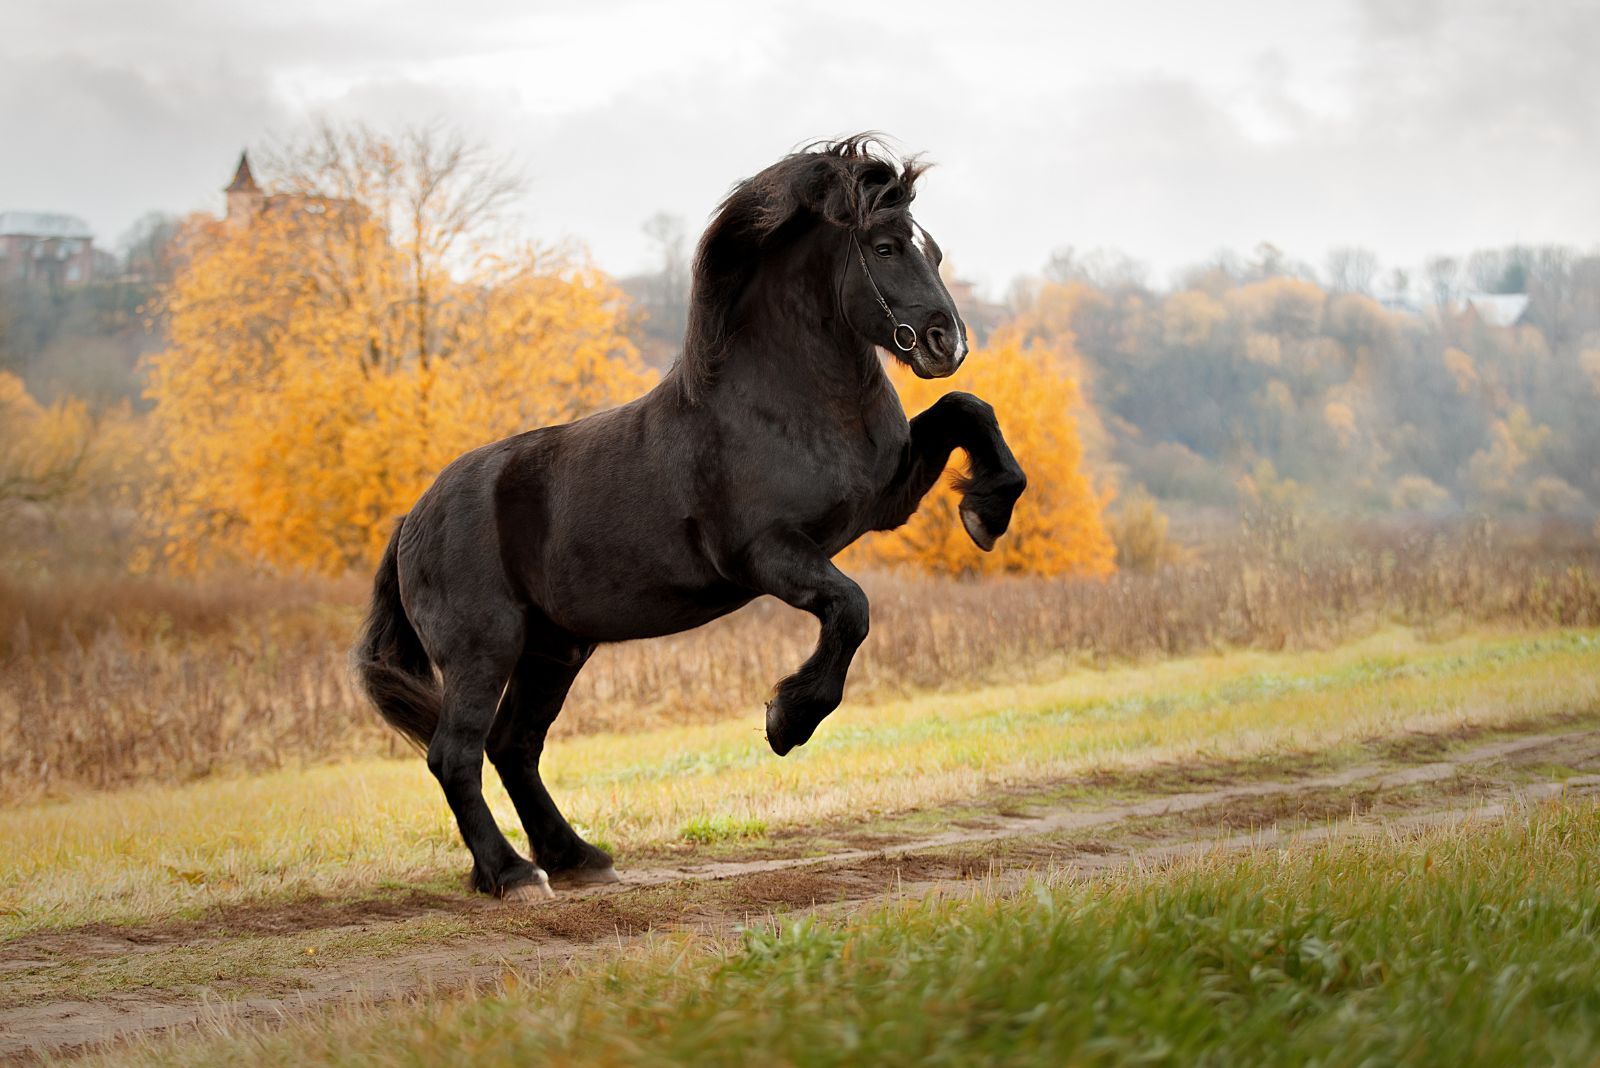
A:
6;726;1600;1063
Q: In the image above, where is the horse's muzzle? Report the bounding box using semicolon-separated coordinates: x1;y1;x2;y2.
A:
912;323;967;378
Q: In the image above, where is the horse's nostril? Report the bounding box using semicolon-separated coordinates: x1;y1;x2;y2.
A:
926;326;949;356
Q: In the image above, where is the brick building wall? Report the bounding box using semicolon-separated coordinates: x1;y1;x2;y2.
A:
0;213;97;287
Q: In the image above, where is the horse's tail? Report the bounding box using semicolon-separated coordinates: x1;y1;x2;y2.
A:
352;517;439;750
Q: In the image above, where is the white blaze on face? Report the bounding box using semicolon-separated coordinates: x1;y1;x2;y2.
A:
910;219;930;259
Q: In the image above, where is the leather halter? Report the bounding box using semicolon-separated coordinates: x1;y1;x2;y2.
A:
850;232;919;353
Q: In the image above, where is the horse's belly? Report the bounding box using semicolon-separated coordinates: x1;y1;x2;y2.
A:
547;580;753;642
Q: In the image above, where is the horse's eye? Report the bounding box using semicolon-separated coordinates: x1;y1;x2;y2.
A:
874;243;894;257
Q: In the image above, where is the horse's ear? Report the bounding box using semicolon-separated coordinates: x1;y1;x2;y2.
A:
867;179;907;215
807;162;863;231
854;161;917;228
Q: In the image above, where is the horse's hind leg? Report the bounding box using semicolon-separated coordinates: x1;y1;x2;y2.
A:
487;644;618;887
427;632;552;901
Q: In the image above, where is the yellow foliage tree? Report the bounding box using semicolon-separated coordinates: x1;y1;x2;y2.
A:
1162;289;1226;348
1105;488;1184;573
0;373;138;518
1223;276;1325;338
849;332;1115;578
145;126;651;573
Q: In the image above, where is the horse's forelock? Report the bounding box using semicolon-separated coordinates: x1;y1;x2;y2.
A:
738;135;925;238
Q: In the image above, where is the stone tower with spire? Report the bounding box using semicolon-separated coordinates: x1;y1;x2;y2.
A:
224;151;264;229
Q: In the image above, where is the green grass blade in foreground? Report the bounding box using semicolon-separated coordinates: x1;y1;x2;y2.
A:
98;798;1600;1068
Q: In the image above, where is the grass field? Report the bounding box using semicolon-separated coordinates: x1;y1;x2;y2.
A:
6;622;1600;1063
87;798;1600;1067
4;626;1597;938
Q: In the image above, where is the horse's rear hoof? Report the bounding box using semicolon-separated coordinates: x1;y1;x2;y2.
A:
502;875;555;903
765;698;790;755
549;865;621;888
766;695;822;756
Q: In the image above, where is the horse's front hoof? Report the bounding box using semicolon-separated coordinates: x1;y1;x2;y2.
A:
960;502;999;551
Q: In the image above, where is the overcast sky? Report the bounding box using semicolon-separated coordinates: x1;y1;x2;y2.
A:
3;0;1596;293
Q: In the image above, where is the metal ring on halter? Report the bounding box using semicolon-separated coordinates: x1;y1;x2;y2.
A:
892;323;918;352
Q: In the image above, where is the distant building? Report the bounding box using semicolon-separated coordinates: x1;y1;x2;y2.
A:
0;211;97;287
224;152;265;227
1459;292;1531;328
945;276;1009;345
223;151;357;230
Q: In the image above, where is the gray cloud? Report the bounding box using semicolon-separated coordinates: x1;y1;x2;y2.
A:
2;0;1595;289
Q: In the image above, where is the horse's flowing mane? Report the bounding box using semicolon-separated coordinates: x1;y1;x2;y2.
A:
675;134;928;402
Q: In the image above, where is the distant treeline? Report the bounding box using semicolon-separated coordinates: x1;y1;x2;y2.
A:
7;220;1600;522
1019;244;1600;518
624;237;1600;520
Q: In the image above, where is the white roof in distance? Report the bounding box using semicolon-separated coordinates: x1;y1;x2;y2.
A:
1463;292;1530;327
0;212;94;240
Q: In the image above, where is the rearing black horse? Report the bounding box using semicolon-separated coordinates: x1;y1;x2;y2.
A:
354;136;1028;900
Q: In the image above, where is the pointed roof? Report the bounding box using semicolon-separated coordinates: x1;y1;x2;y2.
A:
224;151;260;194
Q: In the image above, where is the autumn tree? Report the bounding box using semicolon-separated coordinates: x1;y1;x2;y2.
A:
0;373;137;520
849;332;1115;578
145;123;652;574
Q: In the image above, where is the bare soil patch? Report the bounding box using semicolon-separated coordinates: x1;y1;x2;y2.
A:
6;724;1600;1064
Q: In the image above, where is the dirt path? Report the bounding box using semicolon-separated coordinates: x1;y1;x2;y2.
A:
6;726;1600;1064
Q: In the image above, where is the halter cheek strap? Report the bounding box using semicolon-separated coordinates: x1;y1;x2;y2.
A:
851;233;919;353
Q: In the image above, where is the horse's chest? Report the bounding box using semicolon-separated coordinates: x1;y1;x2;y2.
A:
804;416;900;490
715;399;906;535
792;431;903;541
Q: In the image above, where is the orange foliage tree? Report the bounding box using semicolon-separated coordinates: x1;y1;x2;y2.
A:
849;331;1115;577
145;125;651;574
0;373;139;518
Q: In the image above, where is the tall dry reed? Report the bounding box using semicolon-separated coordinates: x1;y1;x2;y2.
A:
2;517;1596;803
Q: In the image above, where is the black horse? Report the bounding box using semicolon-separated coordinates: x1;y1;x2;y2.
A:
354;136;1027;901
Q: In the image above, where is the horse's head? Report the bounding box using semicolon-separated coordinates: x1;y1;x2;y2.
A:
790;135;966;378
680;135;970;399
842;210;967;379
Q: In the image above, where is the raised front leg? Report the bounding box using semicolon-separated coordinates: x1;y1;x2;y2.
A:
870;391;1028;551
737;529;869;756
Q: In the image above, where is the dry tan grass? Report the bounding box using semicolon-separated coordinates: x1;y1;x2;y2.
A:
1;517;1596;803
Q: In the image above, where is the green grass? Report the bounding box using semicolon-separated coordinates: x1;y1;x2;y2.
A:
96;799;1600;1067
678;813;768;844
4;626;1598;938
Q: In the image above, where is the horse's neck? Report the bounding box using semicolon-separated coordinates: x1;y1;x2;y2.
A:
716;315;888;419
715;242;889;415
